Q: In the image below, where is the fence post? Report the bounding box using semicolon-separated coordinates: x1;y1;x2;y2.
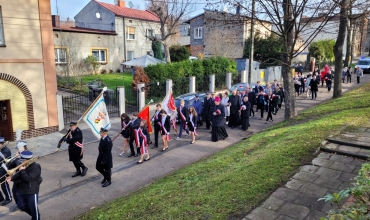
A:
117;86;125;115
241;70;247;83
137;83;145;111
226;73;232;89
189;76;196;93
56;93;64;131
209;74;215;92
166;79;173;94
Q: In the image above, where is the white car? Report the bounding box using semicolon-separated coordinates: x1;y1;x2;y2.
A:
355;58;370;74
189;56;199;62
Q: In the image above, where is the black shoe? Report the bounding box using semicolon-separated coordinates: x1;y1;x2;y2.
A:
81;167;88;176
101;178;107;184
135;153;140;157
102;181;111;187
1;199;12;206
151;145;158;149
72;171;82;178
128;154;135;157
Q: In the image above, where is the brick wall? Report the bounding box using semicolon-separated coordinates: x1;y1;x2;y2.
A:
12;126;59;141
190;45;204;56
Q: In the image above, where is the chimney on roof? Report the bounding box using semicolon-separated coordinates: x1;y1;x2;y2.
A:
52;15;60;27
117;0;126;8
236;5;241;15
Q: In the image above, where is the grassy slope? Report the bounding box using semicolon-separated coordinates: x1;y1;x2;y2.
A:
77;83;370;220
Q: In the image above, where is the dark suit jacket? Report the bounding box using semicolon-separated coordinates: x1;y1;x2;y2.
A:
156;115;171;133
212;104;225;126
63;128;83;161
177;106;188;124
96;135;113;169
203;97;212;119
240;101;251;118
152;110;161;129
248;91;256;105
129;118;141;138
228;95;240;114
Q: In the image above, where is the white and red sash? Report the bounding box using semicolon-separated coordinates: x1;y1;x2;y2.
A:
133;129;140;147
171;119;177;130
75;141;84;155
122;121;131;131
157;121;170;141
190;115;197;135
138;128;147;154
179;106;186;121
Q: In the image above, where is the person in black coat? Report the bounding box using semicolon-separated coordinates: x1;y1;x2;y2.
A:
176;100;189;139
188;106;198;144
256;91;266;119
247;87;256;117
0;137;12;205
265;91;275;123
119;113;131;156
240;96;251;131
9;151;42;220
309;75;319;99
325;71;334;91
203;92;212;129
128;112;142;157
156;110;171;151
151;104;162;149
96;128;113;187
137;120;151;164
58;122;88;178
228;90;240;128
212;97;228;142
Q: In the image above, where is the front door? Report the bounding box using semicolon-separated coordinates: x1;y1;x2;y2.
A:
0;100;13;141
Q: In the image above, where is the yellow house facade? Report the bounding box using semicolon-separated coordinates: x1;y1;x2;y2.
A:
0;0;58;141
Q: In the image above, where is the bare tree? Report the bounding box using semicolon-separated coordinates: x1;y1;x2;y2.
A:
207;0;338;119
144;0;196;62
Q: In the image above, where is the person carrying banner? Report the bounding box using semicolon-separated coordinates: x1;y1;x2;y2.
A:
137;120;151;164
188;106;198;144
176;100;189;140
58;122;88;178
151;104;162;149
96;128;113;187
156;110;171;151
128;112;142;157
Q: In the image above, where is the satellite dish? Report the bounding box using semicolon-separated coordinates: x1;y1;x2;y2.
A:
128;1;134;8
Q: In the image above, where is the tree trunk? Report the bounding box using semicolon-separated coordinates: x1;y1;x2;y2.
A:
333;0;348;98
164;43;171;63
282;0;296;120
344;21;352;67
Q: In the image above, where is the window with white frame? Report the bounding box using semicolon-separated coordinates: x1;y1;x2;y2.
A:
146;29;154;40
126;27;135;40
92;49;107;63
0;7;4;45
194;27;203;39
55;48;67;64
127;51;134;60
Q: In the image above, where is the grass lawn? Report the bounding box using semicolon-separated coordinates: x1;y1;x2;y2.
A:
77;83;370;220
80;73;133;90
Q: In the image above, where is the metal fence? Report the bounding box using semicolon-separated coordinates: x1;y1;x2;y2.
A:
172;77;190;97
62;90;120;125
197;76;209;92
125;87;139;113
215;74;227;90
232;73;241;85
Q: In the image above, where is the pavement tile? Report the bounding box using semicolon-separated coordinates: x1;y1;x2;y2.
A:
338;172;357;182
338;181;353;190
299;182;329;197
285;179;305;190
329;162;356;172
300;165;319;174
245;207;279;220
292;171;320;182
270;188;301;202
350;159;366;167
304;210;327;220
313;176;343;189
317;152;331;159
329;154;354;163
315;167;342;179
358;148;370;156
279;203;310;220
293;192;326;211
312;158;335;167
338;145;360;153
341;133;357;138
357;137;370;142
276;215;296;220
321;201;336;213
261;196;286;211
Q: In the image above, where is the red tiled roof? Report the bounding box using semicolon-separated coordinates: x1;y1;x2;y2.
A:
96;1;160;22
53;26;117;35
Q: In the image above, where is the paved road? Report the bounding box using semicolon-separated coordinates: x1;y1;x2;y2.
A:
0;77;369;220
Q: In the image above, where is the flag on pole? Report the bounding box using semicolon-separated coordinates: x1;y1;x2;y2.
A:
161;91;176;116
83;95;111;140
138;105;153;133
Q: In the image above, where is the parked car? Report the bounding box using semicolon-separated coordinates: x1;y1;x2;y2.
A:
355;58;370;74
174;92;206;109
229;83;266;92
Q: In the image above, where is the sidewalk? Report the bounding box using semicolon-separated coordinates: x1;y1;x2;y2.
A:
1;77;369;219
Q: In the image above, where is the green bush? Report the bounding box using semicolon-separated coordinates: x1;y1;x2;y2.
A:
309;39;336;63
169;44;190;62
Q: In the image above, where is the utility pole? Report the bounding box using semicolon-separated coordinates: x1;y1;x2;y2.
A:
56;0;59;15
248;0;255;84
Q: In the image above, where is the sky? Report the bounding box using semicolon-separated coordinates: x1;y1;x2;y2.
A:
50;0;208;20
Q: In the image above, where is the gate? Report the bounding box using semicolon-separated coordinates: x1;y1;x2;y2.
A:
124;87;139;114
62;90;120;125
145;81;166;103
